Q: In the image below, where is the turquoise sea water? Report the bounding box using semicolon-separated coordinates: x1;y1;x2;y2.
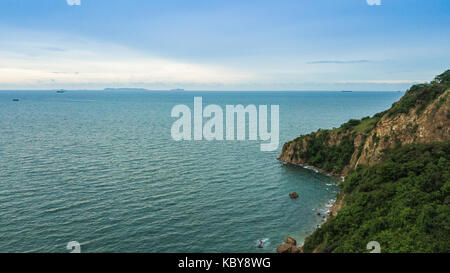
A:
0;90;403;253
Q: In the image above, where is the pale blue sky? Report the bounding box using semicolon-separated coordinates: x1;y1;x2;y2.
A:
0;0;449;90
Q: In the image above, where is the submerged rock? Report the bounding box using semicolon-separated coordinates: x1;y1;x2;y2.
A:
289;192;299;199
257;240;264;248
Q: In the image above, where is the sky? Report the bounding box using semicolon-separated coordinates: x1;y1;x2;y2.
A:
0;0;449;91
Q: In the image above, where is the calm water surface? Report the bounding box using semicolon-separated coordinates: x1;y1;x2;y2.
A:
0;90;403;252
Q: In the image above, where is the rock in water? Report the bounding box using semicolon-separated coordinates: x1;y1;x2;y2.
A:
285;237;297;246
277;237;301;253
276;244;291;253
289;192;299;199
277;244;301;253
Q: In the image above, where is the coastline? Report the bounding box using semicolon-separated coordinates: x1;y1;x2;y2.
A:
278;158;345;180
326;194;344;220
278;159;345;252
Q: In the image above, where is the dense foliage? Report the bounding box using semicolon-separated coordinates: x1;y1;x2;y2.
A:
291;113;382;173
293;131;356;173
288;70;450;176
388;70;450;116
302;142;450;253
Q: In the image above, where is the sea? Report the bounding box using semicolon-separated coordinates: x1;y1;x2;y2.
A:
0;90;403;252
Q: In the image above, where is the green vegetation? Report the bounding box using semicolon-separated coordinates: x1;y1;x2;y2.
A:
388;70;450;117
286;70;449;176
337;115;381;134
290;112;381;174
434;69;450;84
282;70;450;253
302;142;450;253
434;93;448;112
293;131;356;173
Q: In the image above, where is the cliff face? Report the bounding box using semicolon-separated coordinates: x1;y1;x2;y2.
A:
279;70;450;253
357;89;449;167
278;71;450;176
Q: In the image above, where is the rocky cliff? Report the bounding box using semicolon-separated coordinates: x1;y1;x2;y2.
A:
278;70;450;253
278;70;450;176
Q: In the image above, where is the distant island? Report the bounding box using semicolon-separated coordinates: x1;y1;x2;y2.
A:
277;70;449;253
169;88;185;92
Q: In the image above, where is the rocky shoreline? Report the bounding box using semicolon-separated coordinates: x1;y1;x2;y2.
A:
276;71;450;252
277;159;345;253
278;159;345;180
326;194;343;220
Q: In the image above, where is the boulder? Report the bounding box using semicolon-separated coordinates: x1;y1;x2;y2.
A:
276;243;301;253
285;236;297;246
276;243;291;253
289;192;299;199
277;236;301;253
290;246;301;253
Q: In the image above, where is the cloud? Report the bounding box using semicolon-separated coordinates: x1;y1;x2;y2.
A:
0;28;431;91
366;0;381;6
307;60;371;64
66;0;81;6
42;46;67;52
0;31;253;89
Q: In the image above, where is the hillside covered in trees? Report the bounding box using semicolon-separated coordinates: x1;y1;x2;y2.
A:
278;70;450;253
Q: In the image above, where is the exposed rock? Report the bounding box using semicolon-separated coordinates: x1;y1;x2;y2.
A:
277;71;450;253
284;236;297;246
277;236;301;253
327;195;344;220
276;243;301;253
357;90;449;167
257;240;263;248
289;192;299;199
276;244;291;253
278;88;450;177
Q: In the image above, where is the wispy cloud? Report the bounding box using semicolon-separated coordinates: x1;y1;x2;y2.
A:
0;31;253;89
366;0;381;6
307;60;371;64
42;46;67;52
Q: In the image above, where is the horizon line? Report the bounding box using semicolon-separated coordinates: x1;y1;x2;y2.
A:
0;89;405;92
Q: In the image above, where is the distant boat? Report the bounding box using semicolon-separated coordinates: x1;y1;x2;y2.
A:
12;98;19;102
56;89;66;93
169;88;184;92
